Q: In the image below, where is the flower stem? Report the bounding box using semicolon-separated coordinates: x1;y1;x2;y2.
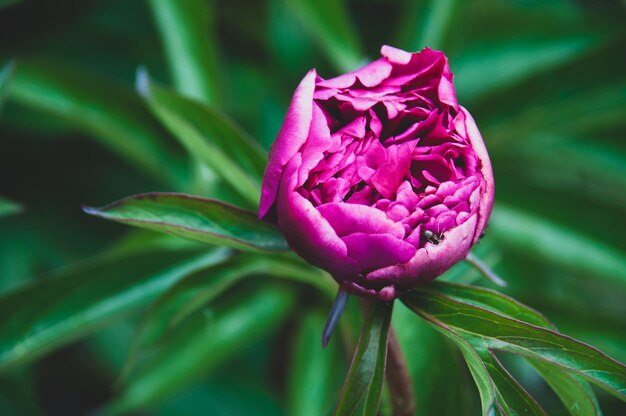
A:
386;326;416;416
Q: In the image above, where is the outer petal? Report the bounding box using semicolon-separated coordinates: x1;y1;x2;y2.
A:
461;107;494;243
342;233;416;272
367;214;477;285
259;69;317;219
277;155;359;277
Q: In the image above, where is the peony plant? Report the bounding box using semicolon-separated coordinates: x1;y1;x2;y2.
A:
1;1;625;414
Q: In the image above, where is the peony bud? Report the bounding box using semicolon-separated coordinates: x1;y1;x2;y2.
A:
260;46;494;301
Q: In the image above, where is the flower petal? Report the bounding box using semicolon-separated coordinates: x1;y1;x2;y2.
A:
260;69;317;219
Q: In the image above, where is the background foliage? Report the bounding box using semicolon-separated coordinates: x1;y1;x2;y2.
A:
0;0;625;414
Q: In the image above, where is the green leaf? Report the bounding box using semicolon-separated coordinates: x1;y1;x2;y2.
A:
403;286;626;401
138;73;265;205
283;0;363;72
420;281;553;329
421;315;545;416
122;252;332;376
490;205;626;289
529;359;601;416
7;60;188;186
147;0;221;104
498;139;626;210
0;245;229;372
481;351;546;416
0;196;21;219
288;310;343;416
455;35;603;100
416;0;461;51
335;301;393;416
108;285;295;413
485;82;626;148
83;192;288;252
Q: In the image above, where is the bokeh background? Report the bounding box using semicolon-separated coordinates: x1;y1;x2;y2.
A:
1;0;625;414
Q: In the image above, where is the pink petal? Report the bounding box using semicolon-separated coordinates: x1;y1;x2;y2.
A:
343;233;416;272
461;107;494;244
317;202;405;238
260;69;317;219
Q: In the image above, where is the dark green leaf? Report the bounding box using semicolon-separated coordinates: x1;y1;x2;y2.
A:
108;285;295;413
122;252;332;376
147;0;221;104
288;310;343;416
0;245;229;372
481;351;546;416
283;0;363;72
403;286;626;401
7;60;188;186
83;193;288;252
335;301;393;416
138;73;265;205
490;205;626;289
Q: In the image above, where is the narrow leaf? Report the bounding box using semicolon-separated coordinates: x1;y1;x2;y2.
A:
0;246;229;372
109;285;295;413
124;252;332;371
288;310;343;416
403;288;626;401
83;192;288;252
490;205;626;289
335;301;393;416
148;0;221;104
7;60;187;186
283;0;363;72
455;35;603;100
529;359;601;416
138;72;265;205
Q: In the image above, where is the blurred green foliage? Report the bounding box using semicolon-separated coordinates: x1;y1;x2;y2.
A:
0;0;625;414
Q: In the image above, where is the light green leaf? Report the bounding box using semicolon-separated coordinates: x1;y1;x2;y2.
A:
148;0;221;104
403;287;626;401
0;245;229;372
0;196;21;219
530;359;601;416
335;301;393;416
455;35;603;100
288;310;343;416
283;0;363;72
108;285;295;413
83;192;288;252
490;205;626;289
7;60;188;186
138;73;265;205
416;0;460;51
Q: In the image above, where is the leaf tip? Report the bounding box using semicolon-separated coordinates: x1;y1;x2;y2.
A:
81;204;103;217
135;66;151;98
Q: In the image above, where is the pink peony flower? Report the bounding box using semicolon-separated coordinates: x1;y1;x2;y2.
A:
260;45;494;301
